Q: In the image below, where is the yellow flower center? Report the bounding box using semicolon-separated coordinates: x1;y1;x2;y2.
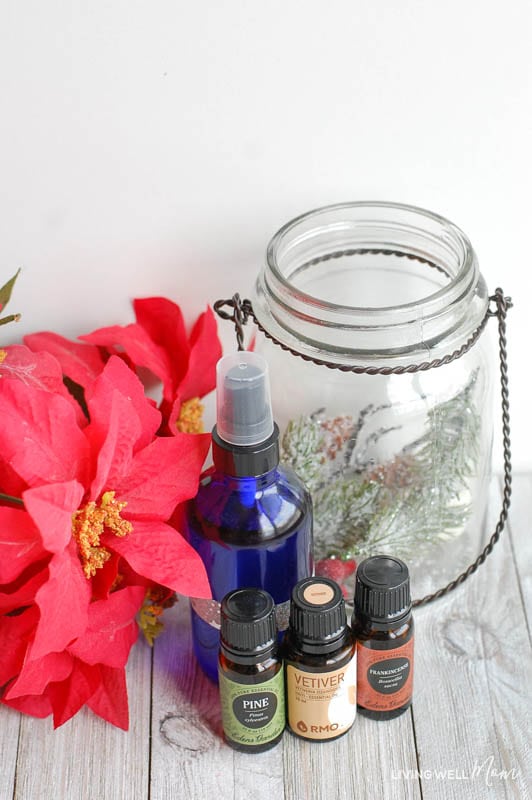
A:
0;349;7;365
176;396;204;434
72;491;132;579
138;588;177;645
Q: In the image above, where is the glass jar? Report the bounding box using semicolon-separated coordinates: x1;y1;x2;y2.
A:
251;202;494;600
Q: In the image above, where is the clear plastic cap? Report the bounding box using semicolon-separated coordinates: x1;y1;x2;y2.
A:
216;351;274;447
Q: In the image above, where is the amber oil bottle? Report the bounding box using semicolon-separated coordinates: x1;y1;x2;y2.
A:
218;588;285;752
352;555;414;720
284;577;357;742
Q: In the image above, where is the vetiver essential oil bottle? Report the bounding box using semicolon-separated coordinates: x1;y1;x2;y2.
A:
351;555;414;720
186;351;313;682
218;588;285;752
284;577;357;742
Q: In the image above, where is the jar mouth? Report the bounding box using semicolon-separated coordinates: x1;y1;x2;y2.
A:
255;201;487;364
266;201;474;313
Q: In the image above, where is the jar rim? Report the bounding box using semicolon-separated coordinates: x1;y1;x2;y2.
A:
254;201;488;365
265;200;475;316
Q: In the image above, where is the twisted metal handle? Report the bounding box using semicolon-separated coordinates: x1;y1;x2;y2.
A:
214;288;513;608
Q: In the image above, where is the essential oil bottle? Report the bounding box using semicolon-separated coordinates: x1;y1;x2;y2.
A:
186;351;313;682
351;555;414;720
218;588;285;752
284;577;357;742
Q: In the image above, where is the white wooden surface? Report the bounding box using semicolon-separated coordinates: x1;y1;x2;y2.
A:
1;475;530;800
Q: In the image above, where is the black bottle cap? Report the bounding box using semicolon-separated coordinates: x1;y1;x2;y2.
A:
289;577;347;652
212;423;280;477
354;555;411;622
220;588;277;658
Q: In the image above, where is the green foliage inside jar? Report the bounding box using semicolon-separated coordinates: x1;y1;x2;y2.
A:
281;370;481;561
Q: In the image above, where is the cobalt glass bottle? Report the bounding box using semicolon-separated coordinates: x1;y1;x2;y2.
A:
186;351;313;682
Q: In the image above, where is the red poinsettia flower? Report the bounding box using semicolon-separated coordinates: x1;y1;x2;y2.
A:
0;355;211;728
25;297;222;435
0;582;144;729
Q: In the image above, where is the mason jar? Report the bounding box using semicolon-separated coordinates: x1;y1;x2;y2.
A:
251;202;495;600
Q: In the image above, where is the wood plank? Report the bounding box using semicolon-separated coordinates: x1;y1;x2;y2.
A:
282;708;421;800
412;477;531;799
150;597;286;800
12;638;152;800
507;473;532;640
234;745;286;800
0;708;20;800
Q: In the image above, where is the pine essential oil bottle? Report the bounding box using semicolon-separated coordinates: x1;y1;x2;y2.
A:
186;351;313;682
284;577;357;742
218;588;285;752
351;555;414;720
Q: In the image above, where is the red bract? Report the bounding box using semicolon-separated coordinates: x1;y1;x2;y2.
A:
24;297;222;435
21;331;107;388
0;344;86;425
1;585;144;729
0;356;211;728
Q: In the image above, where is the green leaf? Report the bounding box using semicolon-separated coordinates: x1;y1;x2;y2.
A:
281;370;481;563
281;415;325;492
0;269;21;312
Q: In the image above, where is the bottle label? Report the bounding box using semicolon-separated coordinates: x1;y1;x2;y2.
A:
218;667;285;746
356;637;414;711
286;654;357;740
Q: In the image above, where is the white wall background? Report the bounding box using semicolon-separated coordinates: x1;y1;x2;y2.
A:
0;1;530;468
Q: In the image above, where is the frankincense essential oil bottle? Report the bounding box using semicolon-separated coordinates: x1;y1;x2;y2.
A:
351;555;414;720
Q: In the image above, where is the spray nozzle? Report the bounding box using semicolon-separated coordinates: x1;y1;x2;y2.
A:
216;351;274;447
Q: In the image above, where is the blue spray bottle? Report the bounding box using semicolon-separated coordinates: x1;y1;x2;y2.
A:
186;351;313;682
